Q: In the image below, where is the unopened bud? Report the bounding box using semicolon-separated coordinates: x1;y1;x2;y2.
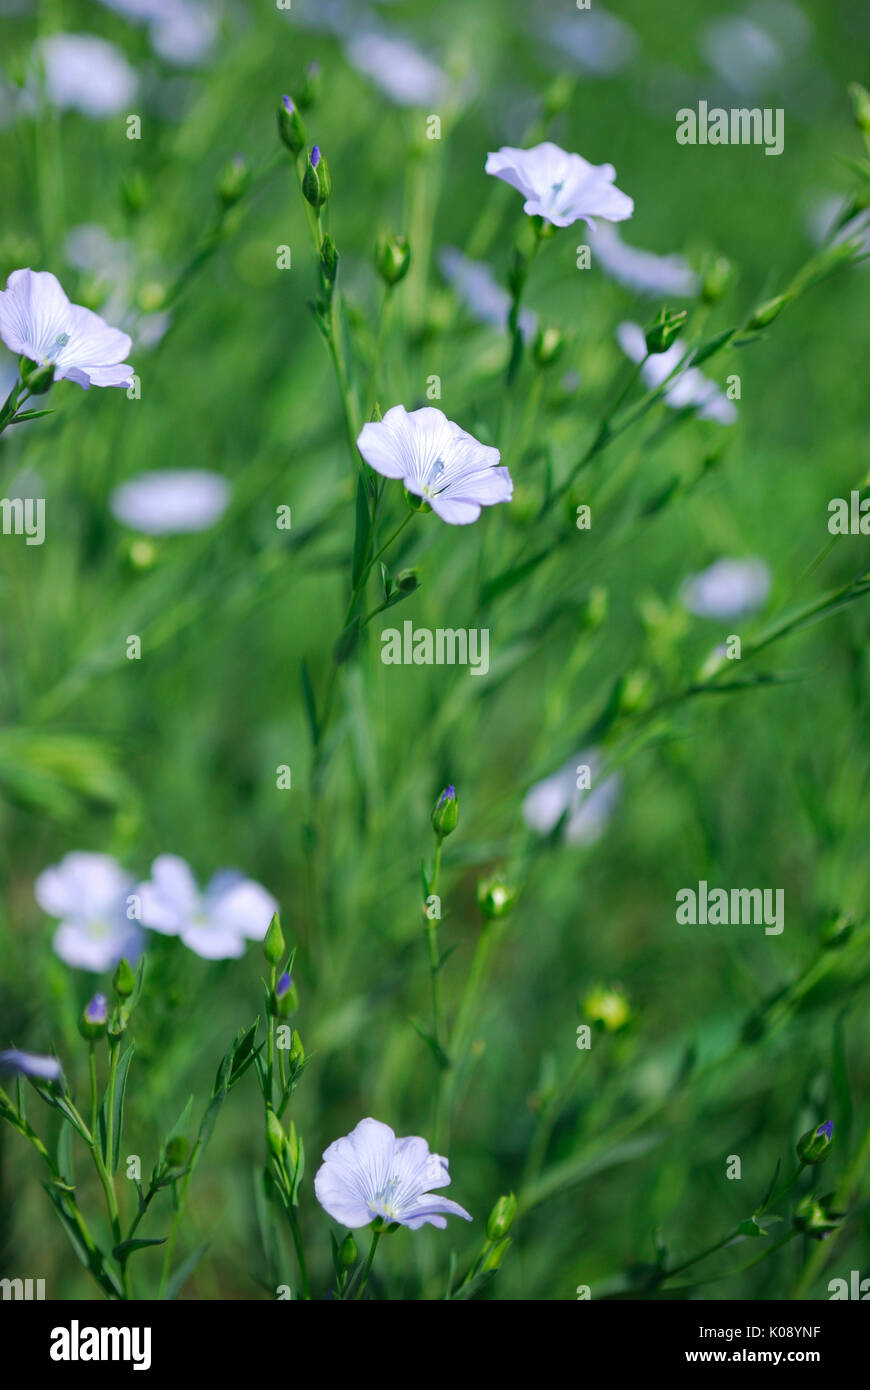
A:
217;154;250;208
277;95;307;156
797;1120;834;1165
432;785;459;839
849;82;870;136
701;256;734;304
746;294;791;331
289;1029;304;1066
297;61;322;112
266;1109;286;1160
486;1193;517;1241
113;958;136;999
263;913;285;967
375;232;411;287
79;993;108;1041
645;307;687;354
533;326;566;368
340;1232;357;1267
583;984;631;1033
302;146;331;207
477;875;518;920
20;358;54;395
165;1135;188;1168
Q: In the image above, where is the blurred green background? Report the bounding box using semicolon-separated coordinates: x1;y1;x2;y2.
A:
1;0;869;1300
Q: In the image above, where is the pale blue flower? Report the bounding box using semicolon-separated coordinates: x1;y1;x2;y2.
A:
523;749;621;847
346;32;447;107
35;852;143;973
438;247;538;340
110;470;230;535
136;855;278;960
0;1050;63;1083
485;142;633;230
0;269;134;390
616;321;737;424
314;1118;472;1230
589;224;699;298
357;405;512;525
37;34;138;118
681;558;771;619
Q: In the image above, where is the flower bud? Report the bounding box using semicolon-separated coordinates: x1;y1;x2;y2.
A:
263;913;285;967
302;146;331;208
797;1120;834;1165
701;256;734;304
533;326;566;369
340;1232;358;1267
79;993;108;1041
217;154;250;208
616;668;652;715
477;875;518;920
165;1135;188;1168
820;910;854;950
486;1193;517;1241
289;1029;304;1067
320;233;339;287
746;294;791;331
645;307;687;354
375;232;411;287
277;95;307;156
272;971;298;1017
20;358;54;395
849;82;870;136
793;1191;842;1239
583;984;631;1033
112;957;136;999
432;785;459;839
297;61;322;112
404;485;430;513
266;1108;286;1161
396;568;419;594
480;1236;511;1271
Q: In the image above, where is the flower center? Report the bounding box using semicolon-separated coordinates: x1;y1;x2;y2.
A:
423;459;446;497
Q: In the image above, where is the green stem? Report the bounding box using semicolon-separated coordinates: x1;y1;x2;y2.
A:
356;1228;381;1300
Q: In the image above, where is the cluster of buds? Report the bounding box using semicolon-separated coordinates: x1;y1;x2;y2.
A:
79;958;139;1043
264;914;299;1016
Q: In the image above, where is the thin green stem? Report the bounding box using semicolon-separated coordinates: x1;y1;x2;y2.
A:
356;1228;381;1300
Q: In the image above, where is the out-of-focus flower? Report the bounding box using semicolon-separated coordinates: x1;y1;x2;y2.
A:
35;852;143;973
110;470;231;535
700;2;811;95
438;247;538;341
136;855;278;960
95;0;218;67
0;1049;63;1082
314;1117;472;1229
589;223;699;298
616;321;737;424
485;142;633;230
523;749;621;847
37;34;138;117
680;557;771;619
345;32;447;106
541;9;639;76
357;405;512;525
0;269;134;390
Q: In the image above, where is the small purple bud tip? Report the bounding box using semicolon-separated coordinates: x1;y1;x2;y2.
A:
311;145;321;167
276;972;293;997
282;95;294;113
86;993;108;1024
438;785;456;805
817;1121;834;1141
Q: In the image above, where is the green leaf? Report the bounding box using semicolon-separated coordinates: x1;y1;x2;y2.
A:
100;1045;134;1175
300;659;319;746
409;1017;451;1069
165;1241;210;1300
351;470;373;588
333;615;360;666
112;1237;166;1260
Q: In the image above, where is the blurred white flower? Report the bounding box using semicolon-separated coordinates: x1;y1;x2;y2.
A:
37;34;138;117
35;852;143;973
523;749;622;847
110;470;231;535
485;142;633;230
136;855;278;960
95;0;218;67
346;31;447;106
542;9;639;76
681;558;772;619
314;1118;472;1229
589;224;699;298
0;268;134;390
438;247;537;340
356;405;512;525
700;1;811;95
616;321;737;425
